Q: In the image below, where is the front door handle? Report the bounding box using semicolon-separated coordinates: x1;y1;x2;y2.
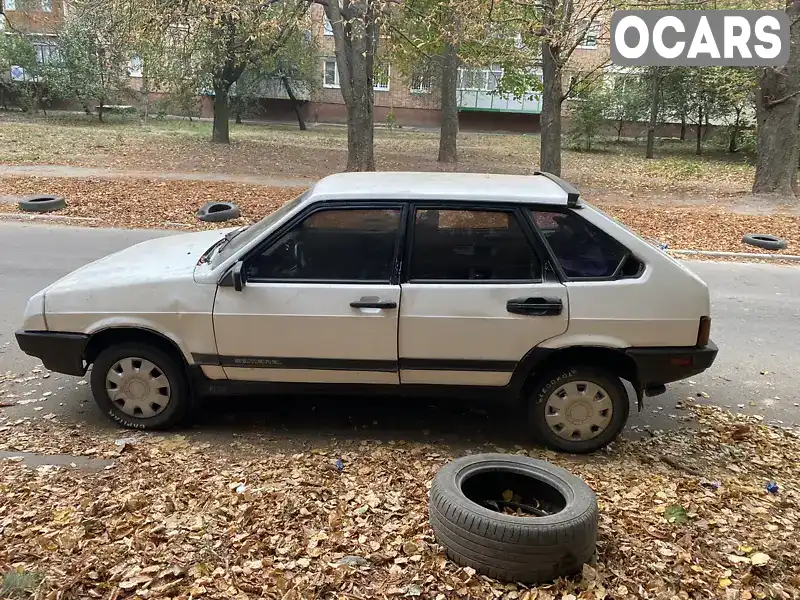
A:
350;297;397;309
506;297;563;316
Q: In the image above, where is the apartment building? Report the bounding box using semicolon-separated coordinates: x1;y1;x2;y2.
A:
301;4;611;132
1;0;64;75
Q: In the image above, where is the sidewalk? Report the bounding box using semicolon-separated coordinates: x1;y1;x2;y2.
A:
0;164;314;188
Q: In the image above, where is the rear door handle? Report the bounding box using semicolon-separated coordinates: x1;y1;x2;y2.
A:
506;297;563;316
350;298;397;309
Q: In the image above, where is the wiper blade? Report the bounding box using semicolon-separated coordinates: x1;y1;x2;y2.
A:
198;227;247;265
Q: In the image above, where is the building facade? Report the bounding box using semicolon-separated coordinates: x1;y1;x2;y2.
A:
300;4;612;132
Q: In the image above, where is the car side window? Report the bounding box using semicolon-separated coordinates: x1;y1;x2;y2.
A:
409;209;541;281
529;210;634;279
246;208;401;282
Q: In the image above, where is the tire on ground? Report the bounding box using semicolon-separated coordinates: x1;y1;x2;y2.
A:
18;194;67;213
528;366;630;454
197;201;241;223
742;233;787;251
90;342;189;430
429;453;598;584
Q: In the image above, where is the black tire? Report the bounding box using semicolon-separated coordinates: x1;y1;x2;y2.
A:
197;201;241;223
529;366;629;454
742;233;787;251
18;195;66;213
429;453;598;584
90;342;189;430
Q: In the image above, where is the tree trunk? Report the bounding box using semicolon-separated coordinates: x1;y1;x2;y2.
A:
540;41;562;175
212;84;230;144
702;108;711;141
282;76;307;131
753;0;800;196
617;120;623;142
645;68;660;159
438;41;459;163
696;104;702;155
680;110;686;141
728;108;741;153
325;3;376;171
345;99;375;171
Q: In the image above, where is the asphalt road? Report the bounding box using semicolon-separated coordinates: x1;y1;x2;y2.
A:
1;221;798;447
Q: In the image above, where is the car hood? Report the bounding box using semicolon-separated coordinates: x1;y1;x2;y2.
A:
43;228;233;294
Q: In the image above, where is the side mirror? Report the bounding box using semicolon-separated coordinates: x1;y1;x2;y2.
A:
232;261;245;292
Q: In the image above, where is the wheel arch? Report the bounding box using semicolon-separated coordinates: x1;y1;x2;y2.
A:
83;326;191;369
512;345;643;408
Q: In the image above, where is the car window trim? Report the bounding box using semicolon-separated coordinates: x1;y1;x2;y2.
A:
524;206;642;283
401;202;547;285
238;201;408;286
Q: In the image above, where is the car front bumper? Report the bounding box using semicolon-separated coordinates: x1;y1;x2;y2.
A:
15;330;89;376
626;340;718;387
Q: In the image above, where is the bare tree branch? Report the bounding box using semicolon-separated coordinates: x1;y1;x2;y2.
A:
765;88;800;108
559;56;611;102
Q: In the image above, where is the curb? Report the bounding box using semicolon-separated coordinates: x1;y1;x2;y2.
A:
668;249;800;262
0;212;100;225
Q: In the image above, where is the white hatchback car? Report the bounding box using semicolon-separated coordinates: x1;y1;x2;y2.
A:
17;172;717;452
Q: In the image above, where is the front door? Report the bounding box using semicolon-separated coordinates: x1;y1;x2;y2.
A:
398;206;569;386
212;205;405;384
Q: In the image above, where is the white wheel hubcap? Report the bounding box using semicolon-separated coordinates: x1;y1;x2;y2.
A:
544;380;613;441
105;357;171;418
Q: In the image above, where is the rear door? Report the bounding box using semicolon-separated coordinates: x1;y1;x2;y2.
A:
212;204;405;384
398;205;569;386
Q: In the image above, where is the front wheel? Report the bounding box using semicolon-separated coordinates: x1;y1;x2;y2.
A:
528;366;629;454
90;342;189;430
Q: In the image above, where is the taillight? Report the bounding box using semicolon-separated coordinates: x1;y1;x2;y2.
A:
697;316;711;347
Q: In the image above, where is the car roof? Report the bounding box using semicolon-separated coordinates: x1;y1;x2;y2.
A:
307;172;573;205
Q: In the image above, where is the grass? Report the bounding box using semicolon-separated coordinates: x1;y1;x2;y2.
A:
0;569;42;599
0;111;766;207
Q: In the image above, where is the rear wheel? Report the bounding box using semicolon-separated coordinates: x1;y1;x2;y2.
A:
528;366;629;453
90;342;189;430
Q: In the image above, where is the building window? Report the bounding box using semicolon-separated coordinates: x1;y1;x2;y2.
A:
457;66;503;92
578;22;599;49
373;63;390;91
128;56;143;77
4;0;16;10
41;0;52;11
323;58;339;88
324;58;389;91
410;65;434;93
33;37;59;64
323;13;333;35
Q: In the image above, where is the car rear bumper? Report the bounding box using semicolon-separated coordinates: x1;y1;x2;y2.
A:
626;340;718;386
15;330;89;376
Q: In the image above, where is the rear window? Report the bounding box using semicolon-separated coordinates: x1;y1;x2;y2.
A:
530;210;636;279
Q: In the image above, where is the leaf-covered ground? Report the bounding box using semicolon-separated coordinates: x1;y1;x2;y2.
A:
0;114;776;209
0;395;798;600
1;176;799;256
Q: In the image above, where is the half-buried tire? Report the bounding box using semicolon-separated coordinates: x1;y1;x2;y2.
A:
18;195;66;213
429;453;598;584
197;201;241;223
742;233;787;251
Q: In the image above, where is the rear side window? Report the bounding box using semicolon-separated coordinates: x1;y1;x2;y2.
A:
530;210;635;279
409;209;541;281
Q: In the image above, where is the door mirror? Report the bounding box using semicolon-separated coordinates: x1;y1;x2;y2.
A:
232;261;245;292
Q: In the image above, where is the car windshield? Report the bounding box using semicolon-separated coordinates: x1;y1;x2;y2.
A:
210;190;309;268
